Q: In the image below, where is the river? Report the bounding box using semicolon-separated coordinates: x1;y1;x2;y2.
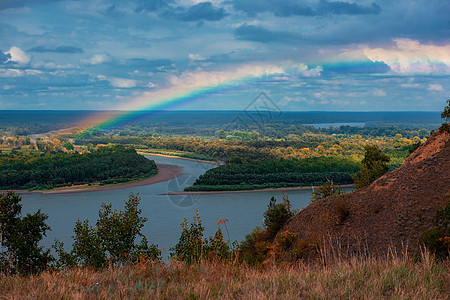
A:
20;155;349;257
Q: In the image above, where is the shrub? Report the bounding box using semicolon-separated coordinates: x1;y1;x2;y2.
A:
239;227;270;265
311;180;344;202
239;195;297;264
333;196;351;223
421;199;450;259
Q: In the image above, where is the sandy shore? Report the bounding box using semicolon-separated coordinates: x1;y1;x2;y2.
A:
163;184;354;195
138;152;220;165
0;163;184;195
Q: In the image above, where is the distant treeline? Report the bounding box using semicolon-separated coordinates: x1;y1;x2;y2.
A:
75;132;418;166
0;145;157;190
185;157;359;191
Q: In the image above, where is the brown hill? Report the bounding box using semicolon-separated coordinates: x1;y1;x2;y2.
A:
282;130;450;257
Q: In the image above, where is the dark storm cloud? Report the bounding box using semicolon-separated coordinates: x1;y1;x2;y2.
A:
29;45;84;53
234;24;301;43
231;0;381;17
0;49;11;63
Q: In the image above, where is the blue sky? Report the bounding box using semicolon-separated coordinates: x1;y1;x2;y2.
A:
0;0;448;111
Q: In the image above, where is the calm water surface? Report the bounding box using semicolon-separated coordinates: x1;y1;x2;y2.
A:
20;155;345;257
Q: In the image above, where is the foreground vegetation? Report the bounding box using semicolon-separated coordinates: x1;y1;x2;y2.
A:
1;179;449;298
0;253;448;299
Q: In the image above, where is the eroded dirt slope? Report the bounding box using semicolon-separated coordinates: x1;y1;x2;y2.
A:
283;130;450;256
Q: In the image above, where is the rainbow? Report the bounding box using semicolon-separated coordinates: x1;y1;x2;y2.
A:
77;64;290;134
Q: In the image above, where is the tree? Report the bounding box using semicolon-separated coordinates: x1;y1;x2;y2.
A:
56;193;160;269
352;145;390;188
0;191;52;274
441;99;450;122
439;99;450;134
263;196;295;241
63;141;74;151
170;210;233;263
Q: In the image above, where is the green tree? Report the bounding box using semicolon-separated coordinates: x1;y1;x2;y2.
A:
170;210;233;263
56;193;160;269
170;210;205;263
352;145;390;188
439;99;450;134
0;191;52;274
63;141;74;151
441;99;450;122
263;196;295;241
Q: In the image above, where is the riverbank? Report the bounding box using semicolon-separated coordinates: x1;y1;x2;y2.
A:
137;151;219;165
0;163;184;195
163;184;354;195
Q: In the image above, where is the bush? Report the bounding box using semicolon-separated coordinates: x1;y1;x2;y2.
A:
238;227;270;265
311;180;344;202
421;199;449;259
333;197;351;223
239;196;296;264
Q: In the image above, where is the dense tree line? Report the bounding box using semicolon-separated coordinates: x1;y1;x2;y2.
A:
75;129;421;165
0;145;157;190
185;157;359;191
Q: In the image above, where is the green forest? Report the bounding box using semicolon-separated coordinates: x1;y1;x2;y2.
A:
0;145;157;190
186;157;359;191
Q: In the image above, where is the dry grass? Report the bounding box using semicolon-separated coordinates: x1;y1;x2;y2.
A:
0;252;448;299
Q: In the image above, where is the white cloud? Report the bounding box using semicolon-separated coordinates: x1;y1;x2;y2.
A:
302;66;322;77
189;53;207;61
280;96;312;106
428;84;443;91
109;77;137;88
373;88;386;96
0;69;24;77
6;46;30;66
25;69;42;76
400;83;421;88
83;54;111;65
288;63;322;77
363;39;450;74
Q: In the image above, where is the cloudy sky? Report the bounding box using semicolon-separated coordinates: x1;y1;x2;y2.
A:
0;0;449;111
